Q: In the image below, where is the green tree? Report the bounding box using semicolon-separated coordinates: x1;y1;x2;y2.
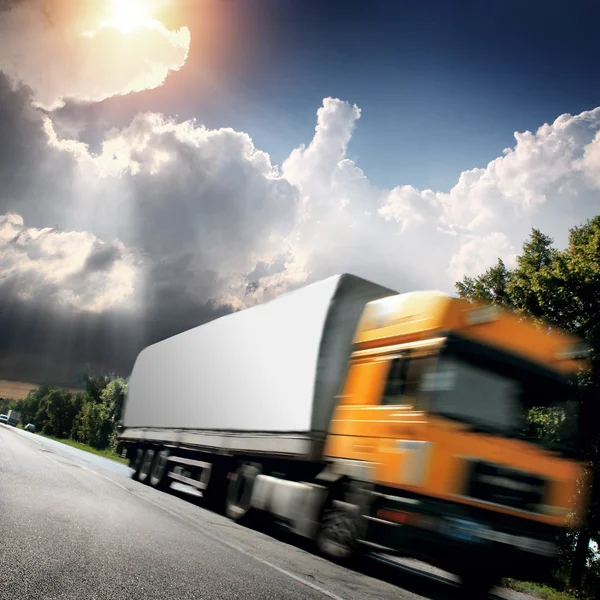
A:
43;390;82;438
101;377;128;423
75;363;110;404
0;397;16;415
73;400;113;449
456;217;600;591
18;384;53;431
100;377;128;448
456;258;514;307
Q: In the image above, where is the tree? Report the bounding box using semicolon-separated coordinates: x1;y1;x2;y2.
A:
101;377;128;424
70;375;127;449
43;390;82;438
17;384;53;431
0;397;16;415
456;258;514;308
456;218;600;592
100;377;128;448
73;400;113;449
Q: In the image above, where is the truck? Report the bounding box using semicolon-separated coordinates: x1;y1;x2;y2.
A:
7;409;21;427
118;273;591;597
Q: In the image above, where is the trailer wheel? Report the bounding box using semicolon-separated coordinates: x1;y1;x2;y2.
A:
149;449;170;490
138;448;155;485
226;464;260;523
130;448;144;480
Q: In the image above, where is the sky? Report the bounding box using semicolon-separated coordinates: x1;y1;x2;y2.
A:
0;0;600;386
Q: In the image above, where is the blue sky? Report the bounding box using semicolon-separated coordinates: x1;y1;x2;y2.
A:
68;0;600;192
217;0;600;190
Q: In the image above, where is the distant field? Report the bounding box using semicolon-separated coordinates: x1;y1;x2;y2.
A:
0;380;81;400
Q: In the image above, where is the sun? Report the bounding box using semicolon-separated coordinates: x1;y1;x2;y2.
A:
104;0;154;33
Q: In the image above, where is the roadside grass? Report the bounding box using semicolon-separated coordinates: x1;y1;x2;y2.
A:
502;579;579;600
36;433;129;464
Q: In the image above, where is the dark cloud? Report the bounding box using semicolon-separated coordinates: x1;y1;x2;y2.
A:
0;280;233;387
0;73;76;228
81;241;122;275
0;77;263;386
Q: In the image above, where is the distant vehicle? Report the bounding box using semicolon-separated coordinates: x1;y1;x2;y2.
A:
119;273;591;597
24;423;36;432
0;414;8;424
7;410;21;427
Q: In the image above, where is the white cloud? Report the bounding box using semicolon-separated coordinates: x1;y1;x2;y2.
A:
577;130;600;189
43;109;302;309
380;185;440;232
0;213;139;312
371;105;600;282
55;98;600;306
447;233;517;282
3;79;600;319
0;0;190;110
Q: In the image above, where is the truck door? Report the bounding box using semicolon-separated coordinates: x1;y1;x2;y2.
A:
375;352;436;490
326;350;437;493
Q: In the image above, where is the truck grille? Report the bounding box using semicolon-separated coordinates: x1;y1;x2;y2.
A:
464;461;546;514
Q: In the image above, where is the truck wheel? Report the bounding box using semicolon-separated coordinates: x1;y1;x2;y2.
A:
226;464;260;523
130;448;144;480
138;449;155;485
149;449;170;490
315;503;360;563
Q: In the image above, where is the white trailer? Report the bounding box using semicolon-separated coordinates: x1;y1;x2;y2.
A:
120;274;396;460
118;274;395;526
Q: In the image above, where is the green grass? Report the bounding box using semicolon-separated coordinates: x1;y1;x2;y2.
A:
37;433;129;464
502;579;579;600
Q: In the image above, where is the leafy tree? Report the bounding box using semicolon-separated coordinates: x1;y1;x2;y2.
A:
0;397;16;414
100;377;128;448
75;363;110;404
70;374;127;449
101;377;128;423
17;384;53;431
73;400;113;449
43;390;82;438
456;217;600;591
456;258;514;307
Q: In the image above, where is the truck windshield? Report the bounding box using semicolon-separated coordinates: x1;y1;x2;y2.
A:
421;341;579;453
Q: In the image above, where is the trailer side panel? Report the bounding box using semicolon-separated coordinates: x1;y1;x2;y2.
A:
123;276;342;433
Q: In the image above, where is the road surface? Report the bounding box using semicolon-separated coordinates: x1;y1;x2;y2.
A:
0;425;533;600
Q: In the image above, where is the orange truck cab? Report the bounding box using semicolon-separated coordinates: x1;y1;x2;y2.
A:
323;291;589;593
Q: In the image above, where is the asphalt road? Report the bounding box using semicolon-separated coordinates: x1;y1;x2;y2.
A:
0;425;534;600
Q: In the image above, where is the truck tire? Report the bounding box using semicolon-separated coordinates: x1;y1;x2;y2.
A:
315;503;361;563
226;464;260;523
149;449;170;490
130;448;144;480
138;449;156;485
313;476;372;565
